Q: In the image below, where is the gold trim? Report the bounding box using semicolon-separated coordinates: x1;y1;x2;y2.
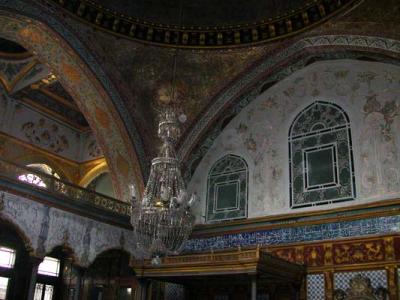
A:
0;51;32;60
0;59;38;93
133;248;304;279
78;158;108;187
39;86;79;111
0;131;81;167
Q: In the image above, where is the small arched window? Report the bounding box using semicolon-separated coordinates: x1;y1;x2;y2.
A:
289;101;356;208
18;163;60;188
206;155;248;223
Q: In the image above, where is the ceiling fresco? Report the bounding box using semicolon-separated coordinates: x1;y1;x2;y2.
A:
0;0;395;191
88;0;308;26
48;0;400;170
0;47;90;130
16;81;90;130
75;28;275;158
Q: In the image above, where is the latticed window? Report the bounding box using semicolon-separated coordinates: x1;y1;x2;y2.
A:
289;101;355;208
206;155;248;222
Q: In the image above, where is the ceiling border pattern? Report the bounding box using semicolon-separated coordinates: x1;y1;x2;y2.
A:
48;0;360;49
0;0;149;179
180;35;400;179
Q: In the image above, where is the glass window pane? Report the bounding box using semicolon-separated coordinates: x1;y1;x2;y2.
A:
34;283;43;300
0;277;9;300
38;257;60;277
18;174;47;188
44;285;54;300
306;147;335;187
215;182;238;210
0;247;16;268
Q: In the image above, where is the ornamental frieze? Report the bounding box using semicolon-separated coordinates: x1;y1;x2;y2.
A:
48;0;361;48
268;236;399;269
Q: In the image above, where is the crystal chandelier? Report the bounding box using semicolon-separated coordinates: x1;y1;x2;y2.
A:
131;107;196;260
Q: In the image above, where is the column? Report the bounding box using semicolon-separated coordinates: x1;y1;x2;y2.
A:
26;256;43;300
387;265;398;300
73;266;86;300
135;279;149;300
251;277;257;300
324;270;333;300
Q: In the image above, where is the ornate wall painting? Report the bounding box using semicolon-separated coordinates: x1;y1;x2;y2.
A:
360;93;400;197
0;7;145;200
21;118;69;154
188;60;400;221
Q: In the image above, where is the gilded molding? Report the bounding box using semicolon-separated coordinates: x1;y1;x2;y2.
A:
266;233;400;272
48;0;360;48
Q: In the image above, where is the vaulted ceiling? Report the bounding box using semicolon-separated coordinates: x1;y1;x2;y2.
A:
0;39;90;131
11;0;399;185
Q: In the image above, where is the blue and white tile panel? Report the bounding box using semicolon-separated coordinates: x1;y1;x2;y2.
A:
185;215;400;252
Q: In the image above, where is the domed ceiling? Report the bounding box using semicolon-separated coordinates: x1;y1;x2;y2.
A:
39;0;400;182
88;0;307;26
50;0;360;48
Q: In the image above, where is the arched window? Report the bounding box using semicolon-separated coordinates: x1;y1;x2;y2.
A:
18;163;60;188
289;101;356;208
206;155;248;223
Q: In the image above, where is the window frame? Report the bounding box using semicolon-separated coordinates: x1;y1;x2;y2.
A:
206;154;248;223
288;101;356;208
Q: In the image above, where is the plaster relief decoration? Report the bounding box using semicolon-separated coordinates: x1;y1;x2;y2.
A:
361;93;400;196
206;155;248;222
21;118;69;153
289;101;356;208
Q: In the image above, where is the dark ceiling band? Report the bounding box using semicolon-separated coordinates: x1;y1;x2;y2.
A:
50;0;360;49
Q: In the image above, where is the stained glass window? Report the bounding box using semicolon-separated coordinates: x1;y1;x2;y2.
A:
206;155;248;222
289;101;355;208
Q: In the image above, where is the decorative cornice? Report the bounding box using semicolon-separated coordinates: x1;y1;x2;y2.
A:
179;35;400;179
48;0;360;49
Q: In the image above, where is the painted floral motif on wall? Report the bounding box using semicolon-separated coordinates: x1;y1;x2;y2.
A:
87;139;102;158
363;94;399;141
188;60;400;221
21;118;69;153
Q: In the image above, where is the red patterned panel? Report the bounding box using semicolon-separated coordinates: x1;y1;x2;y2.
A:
332;239;385;265
270;248;297;263
304;245;324;266
394;237;400;260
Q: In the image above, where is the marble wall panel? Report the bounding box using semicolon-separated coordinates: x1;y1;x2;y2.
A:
0;191;137;266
